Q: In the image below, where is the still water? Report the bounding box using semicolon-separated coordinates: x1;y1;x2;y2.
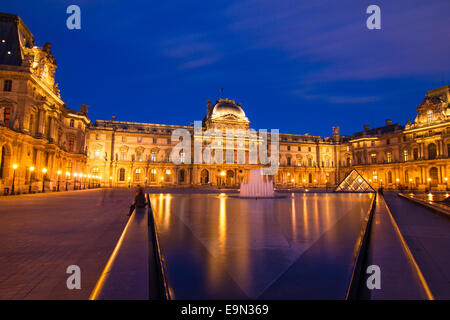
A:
149;192;373;299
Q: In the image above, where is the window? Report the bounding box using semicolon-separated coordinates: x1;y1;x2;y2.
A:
428;143;437;159
122;136;126;142
308;147;311;152
153;138;157;144
135;168;141;181
287;157;291;166
94;149;101;159
137;137;142;143
67;135;75;152
413;148;419;160
307;157;312;167
69;119;74;127
151;151;157;162
3;107;10;126
150;169;156;182
371;141;375;147
180;151;185;163
387;152;392;163
136;150;142;162
427;110;433;123
388;171;392;184
95;134;100;140
287;146;290;151
120;150;127;161
372;170;378;182
119;168;125;181
165;169;171;182
371;153;377;164
386;139;390;145
403;150;408;161
3;80;12;92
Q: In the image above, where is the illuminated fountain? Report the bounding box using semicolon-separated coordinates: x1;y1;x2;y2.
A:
240;169;274;198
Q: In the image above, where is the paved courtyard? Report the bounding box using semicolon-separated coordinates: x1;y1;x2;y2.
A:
0;189;133;299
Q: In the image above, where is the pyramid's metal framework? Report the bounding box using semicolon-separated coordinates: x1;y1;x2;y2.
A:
335;169;376;192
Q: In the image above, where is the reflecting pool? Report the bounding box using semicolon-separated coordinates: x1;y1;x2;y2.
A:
149;192;373;299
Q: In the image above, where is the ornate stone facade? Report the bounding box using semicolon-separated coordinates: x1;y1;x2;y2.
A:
0;13;89;194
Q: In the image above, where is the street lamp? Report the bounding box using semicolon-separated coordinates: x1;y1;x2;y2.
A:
29;166;35;193
220;170;226;188
427;177;431;192
409;178;413;191
109;176;113;188
57;170;62;192
396;178;400;190
42;168;47;193
11;164;18;195
65;171;70;191
88;174;91;189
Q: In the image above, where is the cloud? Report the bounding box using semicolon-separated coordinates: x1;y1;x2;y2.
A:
224;0;450;82
158;33;221;70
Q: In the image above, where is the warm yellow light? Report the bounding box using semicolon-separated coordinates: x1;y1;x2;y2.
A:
427;178;431;181
287;172;290;176
99;176;102;179
88;174;91;178
220;171;226;177
12;164;18;169
303;179;306;182
160;177;164;180
445;177;448;181
29;166;35;172
409;178;413;182
369;179;372;182
42;168;47;173
57;170;62;175
74;173;78;177
109;176;113;180
396;178;399;182
291;179;295;183
166;169;171;174
128;177;131;180
66;171;70;177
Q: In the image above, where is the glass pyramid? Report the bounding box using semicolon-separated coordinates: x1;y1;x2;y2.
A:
335;169;375;192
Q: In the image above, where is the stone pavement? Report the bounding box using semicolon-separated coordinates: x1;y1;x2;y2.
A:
0;189;134;299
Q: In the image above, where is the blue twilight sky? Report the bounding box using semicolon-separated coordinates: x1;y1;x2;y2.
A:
1;0;450;137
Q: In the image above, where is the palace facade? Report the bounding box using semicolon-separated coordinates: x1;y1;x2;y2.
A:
1;13;450;193
0;13;89;194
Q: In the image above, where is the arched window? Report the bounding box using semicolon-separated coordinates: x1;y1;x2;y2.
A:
413;148;419;160
119;168;125;181
308;173;312;183
346;157;351;167
135;168;141;181
70;119;74;127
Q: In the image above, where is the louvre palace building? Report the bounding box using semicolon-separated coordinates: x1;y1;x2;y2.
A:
1;13;450;194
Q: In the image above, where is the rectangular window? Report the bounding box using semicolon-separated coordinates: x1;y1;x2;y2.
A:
151;151;157;162
120;151;127;161
3;80;12;92
403;150;408;162
371;153;377;164
137;137;142;143
4;107;10;126
67;135;75;152
387;152;392;163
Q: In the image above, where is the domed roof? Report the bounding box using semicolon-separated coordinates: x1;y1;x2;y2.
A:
211;98;246;119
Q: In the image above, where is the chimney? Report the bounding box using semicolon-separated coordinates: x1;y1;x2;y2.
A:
364;125;370;131
206;100;211;114
112;116;116;121
385;119;392;126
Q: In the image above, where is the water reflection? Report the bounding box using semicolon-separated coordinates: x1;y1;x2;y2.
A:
150;192;373;299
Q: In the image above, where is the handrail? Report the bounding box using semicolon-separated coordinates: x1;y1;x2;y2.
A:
345;193;377;300
146;193;171;300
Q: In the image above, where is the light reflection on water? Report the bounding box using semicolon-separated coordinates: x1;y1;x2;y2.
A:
149;192;372;299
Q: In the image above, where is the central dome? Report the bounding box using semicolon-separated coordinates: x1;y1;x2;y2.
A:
211;98;246;118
